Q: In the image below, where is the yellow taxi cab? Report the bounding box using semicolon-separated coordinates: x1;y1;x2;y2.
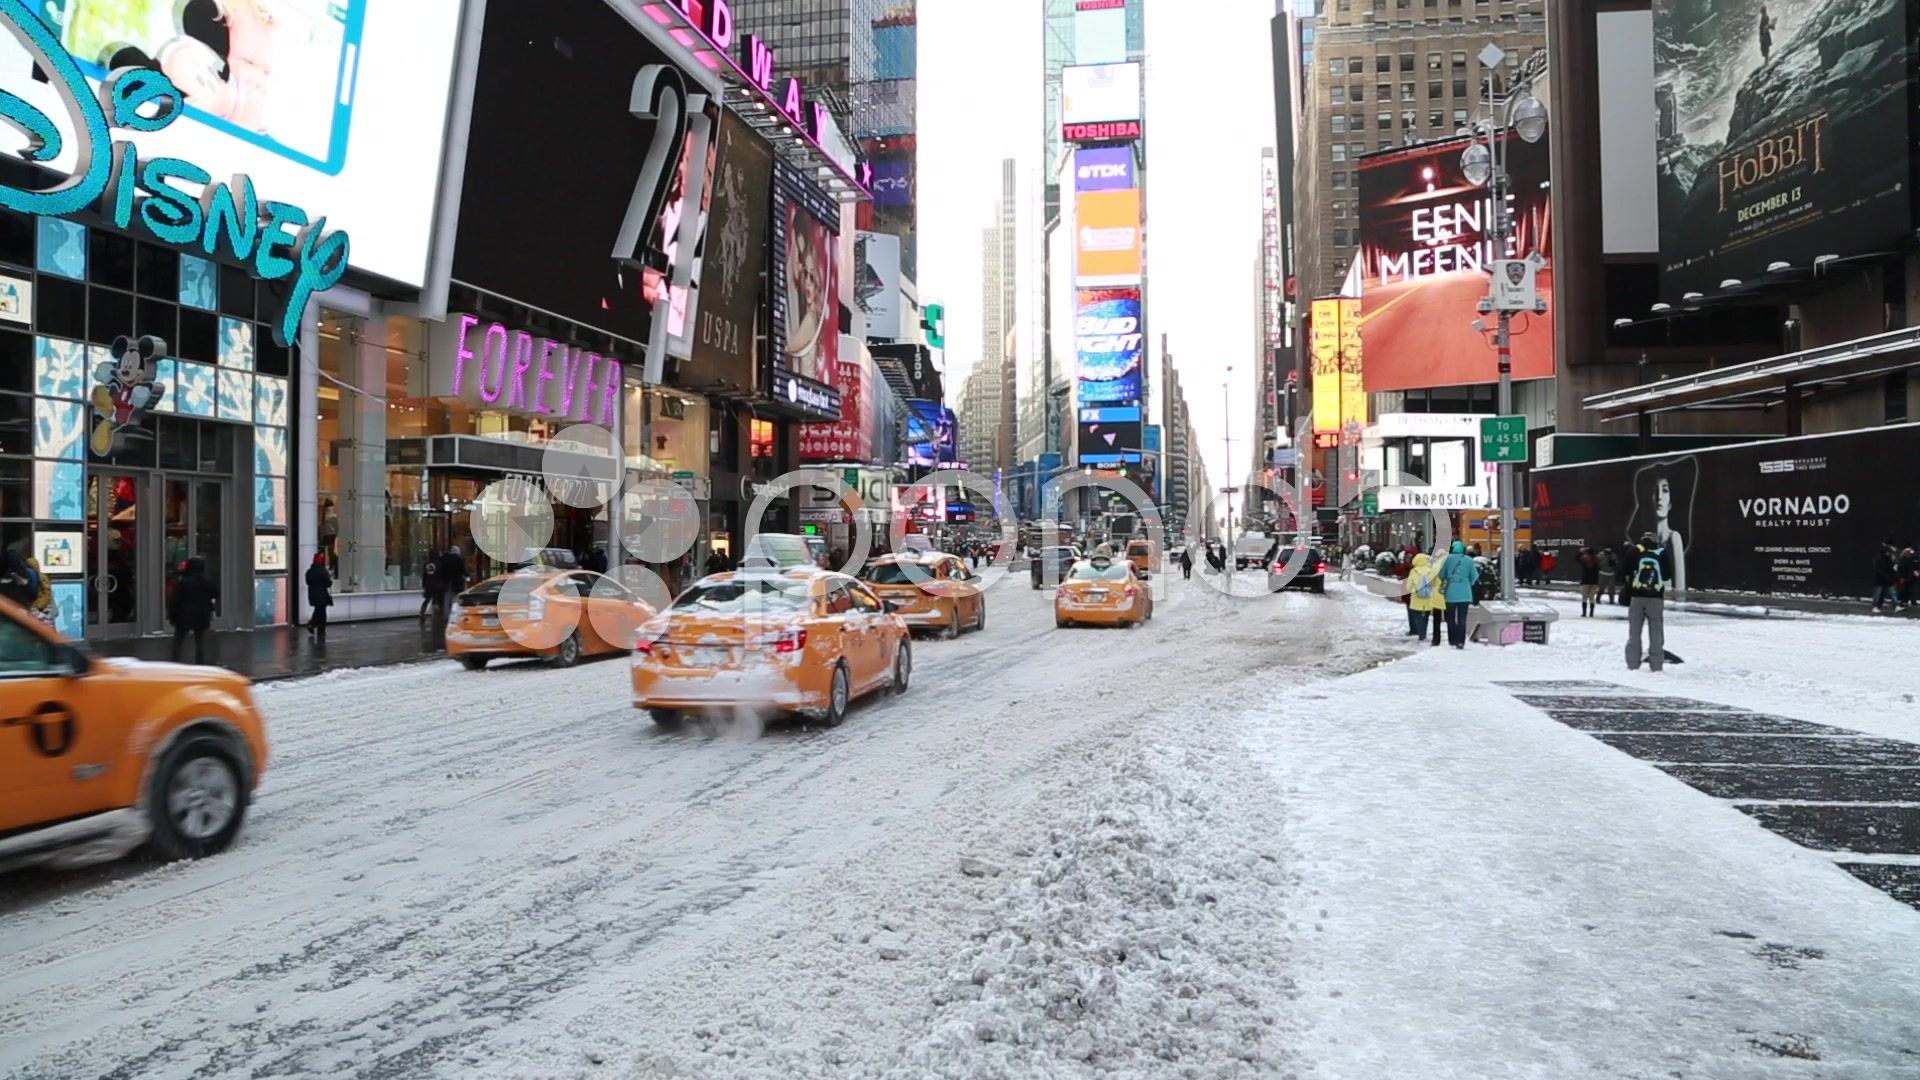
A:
446;568;657;670
1125;538;1156;577
631;568;910;728
1054;552;1154;629
0;598;268;873
857;551;985;638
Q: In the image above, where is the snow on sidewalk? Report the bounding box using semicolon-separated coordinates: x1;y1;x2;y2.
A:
1246;595;1920;1078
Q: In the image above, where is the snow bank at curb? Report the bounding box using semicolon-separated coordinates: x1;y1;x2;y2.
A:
889;736;1299;1078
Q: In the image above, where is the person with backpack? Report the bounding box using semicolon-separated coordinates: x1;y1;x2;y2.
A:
1407;551;1446;646
1623;532;1676;672
1439;540;1480;649
1578;547;1601;617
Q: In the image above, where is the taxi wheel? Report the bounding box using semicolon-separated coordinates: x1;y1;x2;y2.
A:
459;656;488;671
1056;617;1071;628
648;708;683;729
144;732;249;861
973;601;986;632
889;641;912;695
944;607;962;640
819;663;851;727
550;631;582;668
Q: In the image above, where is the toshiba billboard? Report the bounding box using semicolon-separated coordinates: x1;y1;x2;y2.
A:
1356;134;1554;391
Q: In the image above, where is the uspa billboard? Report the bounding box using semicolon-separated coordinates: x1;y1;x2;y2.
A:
1075;189;1142;286
1062;62;1142;125
1532;425;1919;598
1075;287;1143;405
687;111;773;391
1357;133;1554;391
1654;0;1910;299
0;0;463;289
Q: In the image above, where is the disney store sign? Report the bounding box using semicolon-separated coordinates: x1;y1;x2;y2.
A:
0;0;349;349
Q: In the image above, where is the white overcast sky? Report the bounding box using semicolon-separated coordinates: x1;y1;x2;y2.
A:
917;0;1279;499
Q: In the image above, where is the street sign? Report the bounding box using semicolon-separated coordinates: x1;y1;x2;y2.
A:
1219;486;1240;494
1480;415;1529;464
1361;492;1378;517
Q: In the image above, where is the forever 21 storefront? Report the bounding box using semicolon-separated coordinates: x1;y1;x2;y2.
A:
0;2;468;639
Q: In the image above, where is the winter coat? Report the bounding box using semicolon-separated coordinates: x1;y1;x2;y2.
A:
170;563;219;631
1873;549;1898;587
305;563;335;609
1598;549;1619;578
584;548;610;574
440;549;469;592
422;556;442;597
1407;554;1446;612
1439;551;1479;604
1178;548;1193;570
1579;553;1601;585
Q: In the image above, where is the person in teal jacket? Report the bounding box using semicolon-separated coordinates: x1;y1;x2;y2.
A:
1438;540;1480;648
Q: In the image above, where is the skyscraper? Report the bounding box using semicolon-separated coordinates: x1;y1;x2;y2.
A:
977;159;1018;475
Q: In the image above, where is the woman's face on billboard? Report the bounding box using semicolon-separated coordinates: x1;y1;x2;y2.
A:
1654;477;1671;517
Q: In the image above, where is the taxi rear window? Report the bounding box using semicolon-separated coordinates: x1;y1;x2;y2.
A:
1127;543;1151;555
673;579;813;614
860;563;927;585
1070;562;1131;582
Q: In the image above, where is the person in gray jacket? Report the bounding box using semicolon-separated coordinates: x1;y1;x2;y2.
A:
1622;533;1676;672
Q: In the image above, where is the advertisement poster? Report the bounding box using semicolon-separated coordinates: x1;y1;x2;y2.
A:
871;155;913;209
1077;404;1142;466
1074;146;1134;192
855;231;902;340
687;112;772;389
657;122;720;361
1062;62;1142;124
1356;133;1554;390
1532;425;1919;597
1654;0;1909;299
1338;300;1366;433
782;200;839;384
904;399;955;467
1075;287;1143;405
1075;189;1142;286
453;0;695;341
1308;298;1344;435
799;347;874;462
4;0;464;287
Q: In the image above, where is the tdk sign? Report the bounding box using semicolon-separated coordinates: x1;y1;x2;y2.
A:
1073;147;1134;192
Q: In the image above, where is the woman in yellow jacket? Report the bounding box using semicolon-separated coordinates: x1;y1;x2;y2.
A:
1407;551;1446;647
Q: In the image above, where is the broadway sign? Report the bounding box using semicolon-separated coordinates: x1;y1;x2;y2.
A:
1530;424;1918;598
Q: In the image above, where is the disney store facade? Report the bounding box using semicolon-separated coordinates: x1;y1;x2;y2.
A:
0;0;465;640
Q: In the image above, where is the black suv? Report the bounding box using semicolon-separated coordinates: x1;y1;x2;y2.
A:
1029;546;1081;589
1266;547;1328;594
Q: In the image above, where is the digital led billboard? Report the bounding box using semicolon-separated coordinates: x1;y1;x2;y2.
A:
1075;288;1142;405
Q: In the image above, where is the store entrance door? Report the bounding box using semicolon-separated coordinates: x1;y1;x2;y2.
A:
86;473;235;638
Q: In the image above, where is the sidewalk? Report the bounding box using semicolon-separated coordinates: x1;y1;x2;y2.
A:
1241;588;1920;1074
91;617;450;682
1517;578;1909;619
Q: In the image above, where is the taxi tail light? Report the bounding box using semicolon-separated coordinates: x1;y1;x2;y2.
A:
1124;585;1138;598
750;628;808;653
1055;587;1069;600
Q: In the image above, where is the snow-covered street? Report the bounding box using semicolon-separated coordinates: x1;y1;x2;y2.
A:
4;575;1919;1078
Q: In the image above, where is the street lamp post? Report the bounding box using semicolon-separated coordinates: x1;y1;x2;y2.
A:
1223;365;1234;561
1462;44;1547;604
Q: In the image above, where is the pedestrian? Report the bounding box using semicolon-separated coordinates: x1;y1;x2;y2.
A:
705;549;729;576
583;545;609;575
1408;551;1446;646
440;542;469;597
0;540;37;612
1578;546;1601;617
1623;532;1674;672
1871;540;1899;612
305;553;334;642
1517;543;1539;586
1179;544;1193;580
420;546;442;621
1439;540;1479;649
1898;546;1918;611
169;556;218;664
1598;546;1620;605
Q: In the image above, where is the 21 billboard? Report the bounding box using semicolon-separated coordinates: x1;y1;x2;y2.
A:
1356;133;1553;391
1654;0;1909;300
1075;288;1142;405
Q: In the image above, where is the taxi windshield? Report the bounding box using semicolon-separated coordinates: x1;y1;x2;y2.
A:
673;579;813;614
1070;561;1132;582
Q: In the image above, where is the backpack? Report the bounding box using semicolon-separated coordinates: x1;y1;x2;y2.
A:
1414;568;1436;600
1632;548;1666;595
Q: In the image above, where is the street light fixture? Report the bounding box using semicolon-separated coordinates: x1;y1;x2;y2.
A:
1459;141;1492;187
1511;92;1548;143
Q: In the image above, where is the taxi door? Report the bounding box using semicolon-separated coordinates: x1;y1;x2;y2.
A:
946;558;983;625
577;571;650;653
0;612;120;831
848;583;891;692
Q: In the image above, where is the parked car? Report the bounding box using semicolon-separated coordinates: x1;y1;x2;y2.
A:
0;598;268;873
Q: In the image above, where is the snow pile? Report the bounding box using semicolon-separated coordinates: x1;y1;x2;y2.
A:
893;735;1300;1077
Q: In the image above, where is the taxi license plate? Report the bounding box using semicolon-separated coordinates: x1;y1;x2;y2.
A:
689;647;731;666
479;615;500;628
1086;590;1108;601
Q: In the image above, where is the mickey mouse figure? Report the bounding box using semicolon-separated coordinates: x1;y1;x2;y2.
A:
90;335;169;457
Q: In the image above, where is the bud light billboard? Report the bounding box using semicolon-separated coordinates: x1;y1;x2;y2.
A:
1075;287;1142;405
